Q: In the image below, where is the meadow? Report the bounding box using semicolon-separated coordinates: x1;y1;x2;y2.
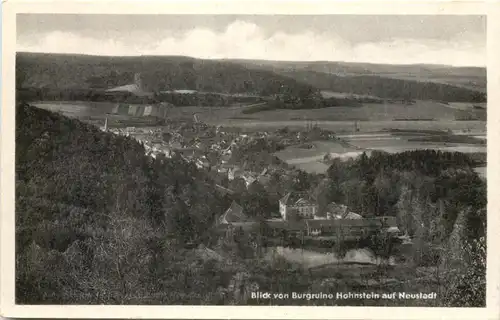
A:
274;131;486;174
33;100;486;134
32;101;115;117
224;100;464;122
274;140;362;173
208;119;486;134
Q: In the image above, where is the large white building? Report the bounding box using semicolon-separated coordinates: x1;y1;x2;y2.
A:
279;192;318;220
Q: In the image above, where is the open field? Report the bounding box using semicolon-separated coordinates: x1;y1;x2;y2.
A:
223;100;465;122
274;140;362;173
443;102;487;110
33;100;486;133
275;131;486;174
275;141;359;161
292;162;331;174
341;130;486;154
32;101;116;117
345;138;486;154
32;100;259;123
208;119;486;134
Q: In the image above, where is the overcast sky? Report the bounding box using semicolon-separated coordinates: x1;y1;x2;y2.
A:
17;14;486;67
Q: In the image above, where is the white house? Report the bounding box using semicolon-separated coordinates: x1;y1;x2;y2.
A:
279;192;318;220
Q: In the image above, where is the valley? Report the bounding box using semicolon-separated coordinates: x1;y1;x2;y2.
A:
15;52;487;307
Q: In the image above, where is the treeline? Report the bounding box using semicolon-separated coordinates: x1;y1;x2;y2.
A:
241;94;370;114
16;87;263;107
260;93;386;112
322;150;484;216
16;87;157;104
155;92;263;107
270;96;363;109
279;70;487;103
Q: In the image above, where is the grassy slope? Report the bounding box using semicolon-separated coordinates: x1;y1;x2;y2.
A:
213;100;482;122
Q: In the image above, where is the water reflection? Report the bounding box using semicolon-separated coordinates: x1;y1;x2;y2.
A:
265;246;396;269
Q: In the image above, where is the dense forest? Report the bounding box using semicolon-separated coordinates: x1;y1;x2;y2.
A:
16;103;231;303
16;104;486;306
317;150;486;306
17;52;486;105
16;52;318;97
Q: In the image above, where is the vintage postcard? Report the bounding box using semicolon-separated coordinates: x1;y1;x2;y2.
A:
1;0;500;319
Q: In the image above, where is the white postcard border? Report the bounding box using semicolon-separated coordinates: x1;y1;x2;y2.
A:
2;1;499;319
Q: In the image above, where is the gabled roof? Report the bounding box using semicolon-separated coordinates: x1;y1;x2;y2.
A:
279;192;315;206
242;172;258;180
215;185;235;196
344;212;363;219
218;201;249;224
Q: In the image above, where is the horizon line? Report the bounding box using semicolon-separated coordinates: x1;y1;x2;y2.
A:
16;51;486;69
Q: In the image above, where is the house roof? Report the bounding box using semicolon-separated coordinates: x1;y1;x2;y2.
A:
243;172;258;181
215;185;235;196
279;192;315;206
195;246;225;262
218;201;249;224
343;212;363;219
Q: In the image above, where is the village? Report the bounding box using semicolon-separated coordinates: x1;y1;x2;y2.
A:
100;117;406;251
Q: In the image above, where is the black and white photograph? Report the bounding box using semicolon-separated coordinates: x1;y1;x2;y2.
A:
1;1;499;319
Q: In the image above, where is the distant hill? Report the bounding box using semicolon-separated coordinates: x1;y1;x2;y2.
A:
230;59;487;92
16;52;317;97
272;70;486;103
16;52;486;104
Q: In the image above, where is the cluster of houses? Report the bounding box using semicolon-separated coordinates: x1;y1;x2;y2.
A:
102;121;280;185
216;191;401;243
